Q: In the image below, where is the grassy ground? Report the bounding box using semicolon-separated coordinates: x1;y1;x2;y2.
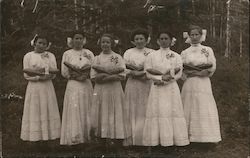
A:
1;54;249;158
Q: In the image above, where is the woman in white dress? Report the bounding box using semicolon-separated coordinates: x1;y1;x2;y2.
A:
90;34;126;144
123;29;154;146
21;35;61;141
60;31;94;145
181;25;221;143
142;31;189;147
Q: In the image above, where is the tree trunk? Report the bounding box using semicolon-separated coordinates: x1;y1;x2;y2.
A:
192;0;195;15
177;3;181;18
53;0;56;22
209;0;213;36
239;0;243;57
212;0;216;38
219;0;224;39
74;0;79;30
225;0;231;58
82;0;86;31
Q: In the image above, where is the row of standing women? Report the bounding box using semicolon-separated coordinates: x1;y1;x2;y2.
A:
20;25;222;147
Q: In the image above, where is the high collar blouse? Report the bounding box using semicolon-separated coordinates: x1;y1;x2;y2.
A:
144;48;183;81
23;51;57;70
181;44;216;76
61;48;94;79
90;51;126;79
123;47;154;67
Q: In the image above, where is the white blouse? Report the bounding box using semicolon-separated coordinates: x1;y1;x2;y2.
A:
90;51;126;79
181;44;216;76
23;51;57;81
61;49;94;79
123;47;154;73
144;48;183;81
23;51;57;70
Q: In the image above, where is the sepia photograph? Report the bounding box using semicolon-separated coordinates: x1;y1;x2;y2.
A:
0;0;249;157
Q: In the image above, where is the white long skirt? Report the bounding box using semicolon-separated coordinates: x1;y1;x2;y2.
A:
143;81;189;146
181;77;221;143
91;81;125;139
60;79;93;145
123;78;151;146
21;80;61;141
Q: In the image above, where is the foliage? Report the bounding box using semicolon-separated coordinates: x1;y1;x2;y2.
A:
1;0;249;58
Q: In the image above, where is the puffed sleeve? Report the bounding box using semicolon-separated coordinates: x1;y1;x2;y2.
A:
123;50;130;64
144;53;162;81
23;53;30;70
61;51;70;79
23;53;40;81
172;53;183;80
90;56;99;79
142;48;154;73
48;52;57;79
87;49;95;64
116;54;126;77
123;49;131;75
207;47;216;77
180;50;187;64
180;50;188;80
49;52;58;69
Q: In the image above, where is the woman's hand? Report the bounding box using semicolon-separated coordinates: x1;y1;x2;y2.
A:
162;74;173;82
94;73;109;83
137;74;148;80
133;72;147;80
137;65;144;71
92;65;109;74
196;69;211;77
39;74;54;81
129;70;145;77
102;75;123;82
153;80;165;86
69;70;81;79
74;74;88;81
146;68;163;75
95;73;108;80
126;62;143;71
107;67;124;74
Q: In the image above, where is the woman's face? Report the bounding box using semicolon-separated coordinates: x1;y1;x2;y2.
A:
72;34;84;49
158;33;171;48
34;38;48;53
189;29;202;44
101;36;112;53
133;34;147;49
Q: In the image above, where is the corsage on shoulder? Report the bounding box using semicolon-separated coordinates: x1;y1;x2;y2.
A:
166;53;175;59
110;55;119;64
144;50;150;56
41;52;49;58
201;48;209;57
